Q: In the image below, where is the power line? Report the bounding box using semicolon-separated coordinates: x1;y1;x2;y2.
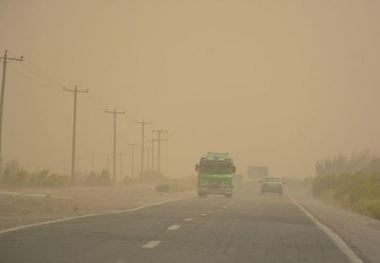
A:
23;59;64;88
105;108;125;184
9;57;63;90
0;50;23;175
135;120;151;178
63;85;88;184
10;64;52;89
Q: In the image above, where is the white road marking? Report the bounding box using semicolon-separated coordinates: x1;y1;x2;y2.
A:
143;240;161;249
0;191;67;199
290;197;363;263
184;218;194;222
168;224;181;230
0;196;193;235
200;213;208;216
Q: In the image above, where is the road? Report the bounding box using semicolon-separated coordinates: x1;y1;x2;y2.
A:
0;184;353;263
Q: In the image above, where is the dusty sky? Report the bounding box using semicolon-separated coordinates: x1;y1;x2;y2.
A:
0;0;380;178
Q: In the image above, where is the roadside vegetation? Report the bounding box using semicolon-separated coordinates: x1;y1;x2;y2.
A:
1;160;70;187
155;175;196;193
312;152;380;220
284;176;313;187
0;160;114;187
0;160;196;192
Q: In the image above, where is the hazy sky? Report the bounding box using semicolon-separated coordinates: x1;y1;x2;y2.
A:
1;0;380;178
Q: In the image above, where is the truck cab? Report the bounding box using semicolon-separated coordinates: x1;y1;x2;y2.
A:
195;152;236;198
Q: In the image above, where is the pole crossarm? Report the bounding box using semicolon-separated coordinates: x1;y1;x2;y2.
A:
105;109;126;115
0;51;24;63
63;86;88;93
5;57;24;62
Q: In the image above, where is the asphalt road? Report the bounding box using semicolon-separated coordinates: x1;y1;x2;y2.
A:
0;185;352;263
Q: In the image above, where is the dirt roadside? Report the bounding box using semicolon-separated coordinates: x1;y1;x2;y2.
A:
0;185;195;231
289;187;380;263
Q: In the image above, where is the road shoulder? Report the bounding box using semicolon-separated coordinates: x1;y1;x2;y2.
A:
0;185;194;232
290;187;380;263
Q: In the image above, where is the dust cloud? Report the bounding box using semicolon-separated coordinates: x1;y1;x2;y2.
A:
1;0;380;178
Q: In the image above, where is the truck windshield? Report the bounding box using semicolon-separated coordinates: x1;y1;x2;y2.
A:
199;161;233;174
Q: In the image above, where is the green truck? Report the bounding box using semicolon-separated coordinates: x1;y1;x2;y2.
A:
195;152;236;198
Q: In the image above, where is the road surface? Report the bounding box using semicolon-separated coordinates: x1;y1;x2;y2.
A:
0;185;354;263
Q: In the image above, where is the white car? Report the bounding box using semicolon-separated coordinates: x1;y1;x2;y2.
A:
260;177;284;195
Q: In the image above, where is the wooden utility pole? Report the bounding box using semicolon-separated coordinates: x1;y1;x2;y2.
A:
119;153;124;179
63;85;88;184
105;108;125;183
147;138;157;170
0;50;23;175
135;120;151;178
152;129;168;175
90;153;95;172
145;147;151;170
128;143;137;178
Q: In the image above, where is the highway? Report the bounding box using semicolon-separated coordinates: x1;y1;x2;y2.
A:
0;185;352;263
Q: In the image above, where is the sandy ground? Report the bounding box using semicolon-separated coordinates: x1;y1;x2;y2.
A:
0;185;195;231
289;187;380;263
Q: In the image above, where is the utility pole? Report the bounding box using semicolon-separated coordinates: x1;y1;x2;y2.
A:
119;153;123;179
0;50;23;175
147;138;157;170
135;120;151;178
153;129;168;175
105;108;125;184
101;153;111;172
128;143;137;177
145;147;151;170
89;153;95;172
63;85;88;184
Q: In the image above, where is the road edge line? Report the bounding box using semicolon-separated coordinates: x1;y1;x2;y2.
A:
289;197;363;263
0;195;193;235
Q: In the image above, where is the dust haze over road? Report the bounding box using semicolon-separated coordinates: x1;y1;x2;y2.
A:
1;1;380;263
0;184;358;263
1;0;380;177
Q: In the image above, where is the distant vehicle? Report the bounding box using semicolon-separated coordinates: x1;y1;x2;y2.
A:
195;152;236;198
260;177;284;195
247;166;268;181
